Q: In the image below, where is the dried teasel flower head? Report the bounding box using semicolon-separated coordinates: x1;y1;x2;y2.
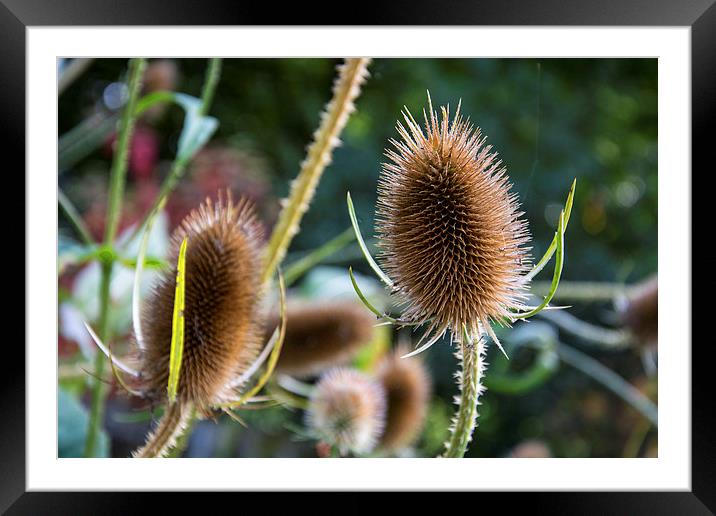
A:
376;344;431;451
269;300;376;377
376;96;531;340
306;367;386;455
138;192;265;410
619;275;658;349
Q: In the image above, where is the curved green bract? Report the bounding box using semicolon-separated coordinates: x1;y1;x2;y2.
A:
346;192;393;287
525;178;576;282
514;210;565;320
167;237;188;403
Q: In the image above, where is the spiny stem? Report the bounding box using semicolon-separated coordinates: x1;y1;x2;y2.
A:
133;403;191;458
260;58;371;289
444;330;486;458
84;57;146;458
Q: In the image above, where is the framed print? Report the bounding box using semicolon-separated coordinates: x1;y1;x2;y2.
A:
4;0;713;512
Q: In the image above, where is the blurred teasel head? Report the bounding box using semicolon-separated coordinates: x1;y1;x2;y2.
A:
619;275;658;349
306;367;386;455
376;344;431;452
138;192;265;411
270;300;376;377
375;96;531;340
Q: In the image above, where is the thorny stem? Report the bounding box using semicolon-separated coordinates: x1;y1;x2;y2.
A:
85;58;147;457
444;330;486;458
260;58;372;289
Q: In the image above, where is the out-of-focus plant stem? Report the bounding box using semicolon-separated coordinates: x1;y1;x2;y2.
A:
58;189;95;246
557;342;658;427
260;58;371;289
84;58;147;457
284;227;355;287
125;58;223;247
58;58;95;96
531;280;631;302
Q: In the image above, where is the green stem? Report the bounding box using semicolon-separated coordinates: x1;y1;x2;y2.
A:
199;58;222;116
84;58;146;457
444;331;486;458
58;189;95;246
531;280;631;303
283;227;355;287
124;58;223;247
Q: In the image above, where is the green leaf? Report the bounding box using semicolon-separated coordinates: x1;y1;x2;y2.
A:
525;178;576;282
58;388;109;457
346;192;393;287
173;93;219;162
134;91;219;163
167;236;188;403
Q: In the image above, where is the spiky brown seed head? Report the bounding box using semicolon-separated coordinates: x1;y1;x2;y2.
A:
139;193;265;409
620;275;658;349
376;100;531;338
268;300;375;377
376;345;431;451
306;367;386;455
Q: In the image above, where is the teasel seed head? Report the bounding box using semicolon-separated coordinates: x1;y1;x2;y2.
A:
376;344;431;452
375;97;531;339
139;192;265;410
269;300;376;377
620;275;658;349
306;367;386;455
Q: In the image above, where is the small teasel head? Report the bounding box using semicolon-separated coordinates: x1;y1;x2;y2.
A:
375;96;531;340
376;344;432;452
376;343;431;451
138;192;265;410
270;300;376;377
619;275;658;349
306;367;386;455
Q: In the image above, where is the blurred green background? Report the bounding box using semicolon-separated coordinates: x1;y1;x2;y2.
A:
58;58;657;458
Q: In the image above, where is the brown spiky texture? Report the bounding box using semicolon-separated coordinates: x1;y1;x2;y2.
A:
376;345;431;452
138;193;265;410
267;300;375;377
376;100;531;339
306;367;386;455
621;275;658;349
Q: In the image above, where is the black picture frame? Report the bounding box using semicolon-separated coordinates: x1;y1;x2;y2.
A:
5;0;712;513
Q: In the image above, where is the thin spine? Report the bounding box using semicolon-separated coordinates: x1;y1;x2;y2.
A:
443;328;487;458
260;58;372;288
